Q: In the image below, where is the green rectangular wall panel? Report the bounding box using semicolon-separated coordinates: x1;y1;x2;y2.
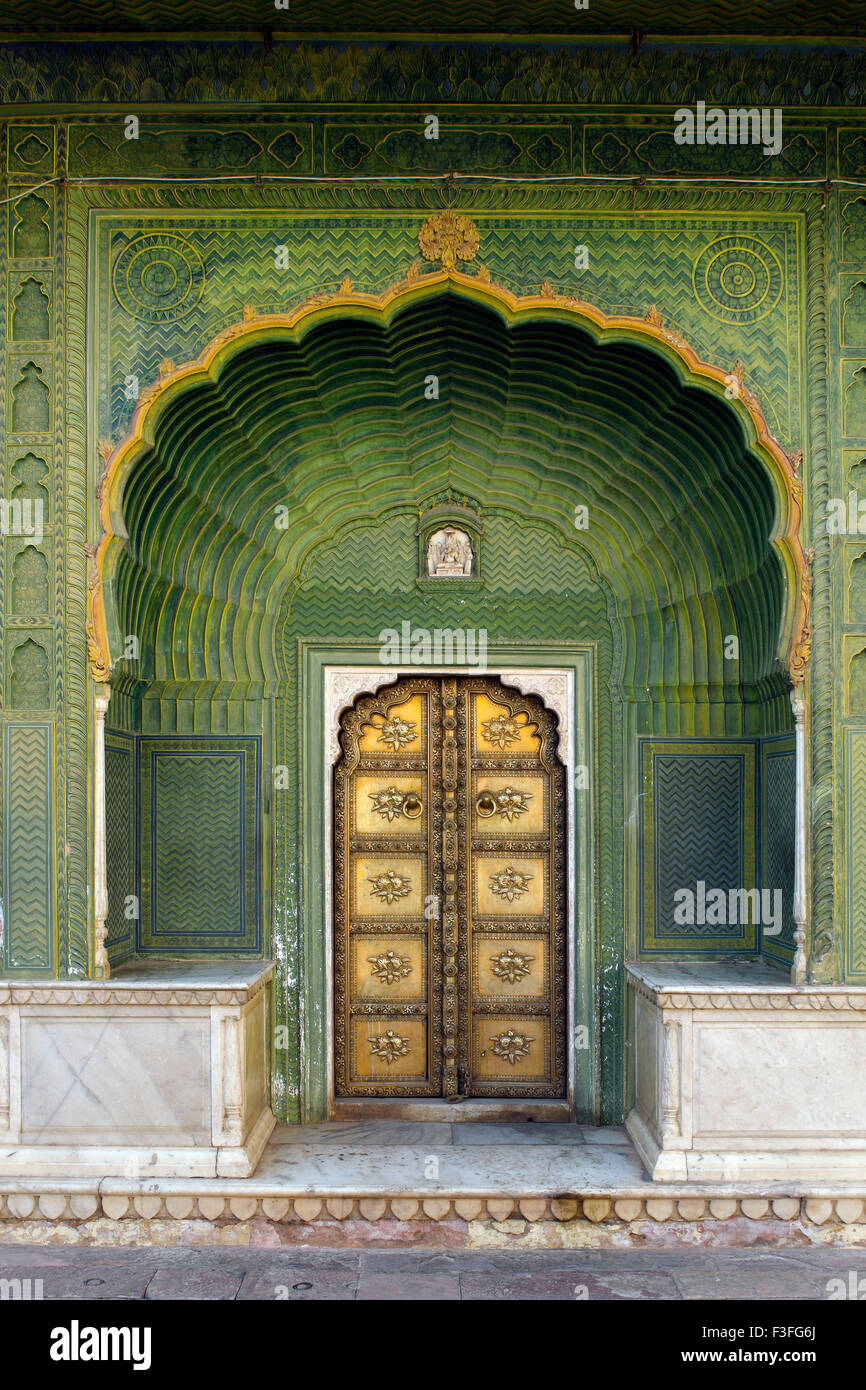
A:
138;735;261;954
641;740;757;954
760;735;796;968
4;722;53;971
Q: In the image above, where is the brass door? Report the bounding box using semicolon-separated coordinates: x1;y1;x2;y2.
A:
334;675;566;1099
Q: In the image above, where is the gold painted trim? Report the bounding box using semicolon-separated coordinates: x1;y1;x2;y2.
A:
90;264;810;684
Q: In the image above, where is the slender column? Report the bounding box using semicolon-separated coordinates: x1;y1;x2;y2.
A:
441;678;459;1097
791;692;808;985
93;687;111;980
661;1019;681;1139
0;1016;9;1133
222;1013;244;1144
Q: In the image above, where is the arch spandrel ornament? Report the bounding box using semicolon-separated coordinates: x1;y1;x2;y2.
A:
87;232;811;690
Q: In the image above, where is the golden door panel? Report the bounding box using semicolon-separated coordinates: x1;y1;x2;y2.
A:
474;935;548;1001
357;694;426;756
474;855;547;919
334;675;565;1100
352;855;427;918
350;1017;428;1083
351;935;427;1004
473;1016;552;1084
353;774;425;835
472;692;541;756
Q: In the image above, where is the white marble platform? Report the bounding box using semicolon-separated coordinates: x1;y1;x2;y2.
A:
626;960;866;1183
0;961;275;1178
2;1121;866;1206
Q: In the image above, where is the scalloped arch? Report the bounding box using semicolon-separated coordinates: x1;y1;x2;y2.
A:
91;269;808;706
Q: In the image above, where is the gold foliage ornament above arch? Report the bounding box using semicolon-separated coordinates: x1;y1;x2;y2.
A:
87;219;811;691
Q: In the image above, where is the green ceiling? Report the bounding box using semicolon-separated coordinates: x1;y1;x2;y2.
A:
0;0;862;38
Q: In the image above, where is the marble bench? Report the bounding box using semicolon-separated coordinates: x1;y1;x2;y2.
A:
0;960;274;1178
627;960;866;1182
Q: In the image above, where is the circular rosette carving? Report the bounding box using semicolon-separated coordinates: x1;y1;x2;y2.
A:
692;235;783;324
113;232;205;322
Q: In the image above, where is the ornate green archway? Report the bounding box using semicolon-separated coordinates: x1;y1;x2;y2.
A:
90;270;809;1122
91;269;809;698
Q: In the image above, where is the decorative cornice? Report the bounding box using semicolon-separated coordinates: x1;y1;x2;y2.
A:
628;974;866;1012
0;968;273;1008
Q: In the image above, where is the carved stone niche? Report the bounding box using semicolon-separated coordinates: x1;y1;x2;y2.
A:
416;495;482;587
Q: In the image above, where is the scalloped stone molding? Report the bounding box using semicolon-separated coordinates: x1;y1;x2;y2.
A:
0;1191;865;1251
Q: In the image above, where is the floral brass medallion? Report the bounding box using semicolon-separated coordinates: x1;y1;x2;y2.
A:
481;712;521;748
488;865;533;901
489;948;534;984
490;1029;534;1065
368;1030;412;1065
376;715;418;750
476;786;532;822
369;786;422;821
418;210;480;270
334;676;565;1099
368;949;413;985
368;869;412;904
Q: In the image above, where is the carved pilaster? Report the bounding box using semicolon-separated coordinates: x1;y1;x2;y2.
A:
0;1015;9;1133
661;1020;681;1139
93;688;111;981
222;1014;244;1144
791;692;808;985
441;677;459;1097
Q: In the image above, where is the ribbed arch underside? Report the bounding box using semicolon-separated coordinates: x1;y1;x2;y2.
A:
110;290;786;714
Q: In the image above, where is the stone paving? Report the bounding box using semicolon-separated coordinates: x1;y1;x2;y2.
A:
2;1244;866;1299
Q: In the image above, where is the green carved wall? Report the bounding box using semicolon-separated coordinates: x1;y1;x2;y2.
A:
0;7;861;1120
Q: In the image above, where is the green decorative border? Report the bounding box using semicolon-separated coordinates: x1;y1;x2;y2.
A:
3;721;54;974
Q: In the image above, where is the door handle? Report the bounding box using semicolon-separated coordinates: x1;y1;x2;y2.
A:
402;793;423;819
475;791;498;818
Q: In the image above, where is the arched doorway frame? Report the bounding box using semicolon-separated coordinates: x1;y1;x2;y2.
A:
322;658;584;1122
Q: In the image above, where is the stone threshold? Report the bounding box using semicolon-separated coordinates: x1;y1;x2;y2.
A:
1;1123;865;1245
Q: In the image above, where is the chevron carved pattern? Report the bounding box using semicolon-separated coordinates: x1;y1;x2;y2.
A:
3;2;861;35
105;735;135;961
643;744;756;952
848;732;866;976
5;724;52;970
105;222;417;436
139;737;261;953
103;218;795;446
